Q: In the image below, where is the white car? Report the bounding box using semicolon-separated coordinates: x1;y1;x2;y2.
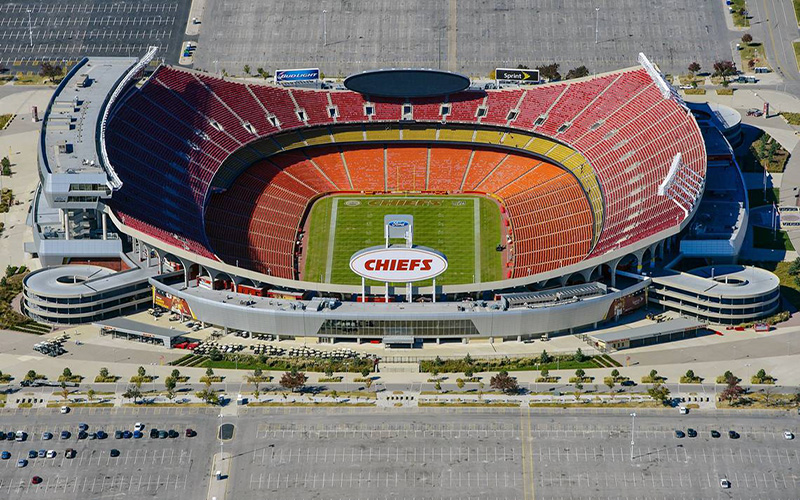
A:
784;431;794;440
679;406;688;414
133;423;144;432
720;478;731;488
60;406;69;414
45;450;56;459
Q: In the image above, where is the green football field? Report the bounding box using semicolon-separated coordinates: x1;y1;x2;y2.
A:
303;195;503;286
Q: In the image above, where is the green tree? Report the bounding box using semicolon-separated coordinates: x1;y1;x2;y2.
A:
171;369;181;380
137;366;146;378
434;380;441;392
647;383;671;405
62;367;73;379
195;388;219;405
536;62;561;81
164;376;177;400
24;370;37;381
208;348;223;361
755;368;767;382
123;385;142;403
605;378;615;392
575;368;585;380
610;368;620;380
99;367;109;379
243;64;251;75
565;65;590;80
87;388;96;402
464;368;474;379
539;350;552;364
463;353;473;365
0;157;10;176
456;378;465;389
540;367;549;379
649;369;659;381
245;368;266;400
573;348;587;362
361;367;371;378
205;367;214;378
684;369;695;381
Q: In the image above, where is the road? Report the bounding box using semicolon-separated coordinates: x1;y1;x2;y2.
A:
747;0;800;94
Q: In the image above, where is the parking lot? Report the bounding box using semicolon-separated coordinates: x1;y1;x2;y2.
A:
231;408;800;500
0;0;191;69
0;407;218;499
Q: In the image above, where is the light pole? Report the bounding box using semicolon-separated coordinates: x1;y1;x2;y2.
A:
322;10;328;46
630;412;636;461
27;9;34;47
595;8;600;44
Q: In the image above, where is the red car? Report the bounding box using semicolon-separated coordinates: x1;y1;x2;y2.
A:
31;476;42;485
185;428;196;437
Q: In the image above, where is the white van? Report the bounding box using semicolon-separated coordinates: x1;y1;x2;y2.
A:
15;430;25;442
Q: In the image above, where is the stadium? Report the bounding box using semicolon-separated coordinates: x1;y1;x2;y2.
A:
22;49;781;344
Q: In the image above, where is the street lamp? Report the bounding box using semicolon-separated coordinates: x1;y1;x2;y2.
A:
27;9;34;47
322;10;328;46
595;8;600;44
630;412;636;461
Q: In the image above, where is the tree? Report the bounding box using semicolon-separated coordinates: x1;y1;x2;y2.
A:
565;66;590;80
208;347;223;361
463;353;473;365
610;368;620;380
540;367;550;379
649;369;659;381
164;376;177;400
243;64;251;75
712;60;737;80
741;33;753;44
688;62;701;75
324;364;334;378
360;367;371;378
1;157;10;176
605;378;615;392
647;383;671;405
279;370;307;392
59;382;70;402
62;367;73;379
39;62;63;82
171;369;181;380
364;378;374;391
573;348;587;362
536;63;561;81
721;377;745;404
99;367;109;379
575;368;586;380
123;385;142;404
490;371;519;395
205;367;215;378
245;368;266;400
434;379;441;392
464;368;474;379
137;366;146;378
24;370;37;382
539;350;552;364
87;388;96;401
685;369;695;381
195;389;219;405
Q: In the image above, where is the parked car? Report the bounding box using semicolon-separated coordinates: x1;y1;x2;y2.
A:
185;428;196;438
78;423;88;432
65;448;75;459
720;478;731;488
41;432;53;441
88;432;97;440
784;431;794;440
711;430;721;438
60;406;70;414
77;431;88;440
16;459;27;468
110;449;120;458
149;429;159;439
45;450;56;459
168;430;179;439
60;431;70;440
133;431;143;439
0;451;10;460
31;476;42;485
134;423;144;432
122;431;132;439
679;407;688;414
37;450;45;458
27;450;37;459
674;430;685;438
158;430;168;439
114;431;123;439
687;428;697;438
7;432;16;441
728;430;740;439
96;431;107;440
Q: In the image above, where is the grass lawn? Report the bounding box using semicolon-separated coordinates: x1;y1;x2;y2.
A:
0;114;13;130
739;132;790;173
716;88;735;95
747;188;779;208
794;0;800;26
783;112;800;125
752;226;794;251
740;43;769;71
794;42;800;71
731;0;750;27
683;88;706;95
304;195;502;286
755;261;800;310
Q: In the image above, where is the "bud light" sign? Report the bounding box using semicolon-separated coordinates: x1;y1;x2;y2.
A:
275;68;320;83
350;247;447;282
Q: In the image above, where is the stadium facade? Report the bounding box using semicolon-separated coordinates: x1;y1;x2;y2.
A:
22;50;780;342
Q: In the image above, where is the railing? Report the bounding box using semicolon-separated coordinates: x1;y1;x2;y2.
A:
97;45;159;190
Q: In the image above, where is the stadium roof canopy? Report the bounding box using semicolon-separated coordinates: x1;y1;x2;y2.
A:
344;68;470;98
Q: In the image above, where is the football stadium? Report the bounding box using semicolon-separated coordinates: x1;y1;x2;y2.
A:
22;48;781;344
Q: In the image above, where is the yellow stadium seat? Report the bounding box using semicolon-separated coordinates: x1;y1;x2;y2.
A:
331;125;365;143
438;127;475;142
301;127;333;146
365;124;401;141
402;125;438;141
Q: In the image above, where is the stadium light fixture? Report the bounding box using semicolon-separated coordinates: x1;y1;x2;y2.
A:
595;8;600;44
27;8;34;47
323;10;328;46
630;412;636;461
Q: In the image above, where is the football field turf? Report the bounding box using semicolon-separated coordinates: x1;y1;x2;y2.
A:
304;195;502;286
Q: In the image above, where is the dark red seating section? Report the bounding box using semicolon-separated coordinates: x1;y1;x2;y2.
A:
105;64;705;280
